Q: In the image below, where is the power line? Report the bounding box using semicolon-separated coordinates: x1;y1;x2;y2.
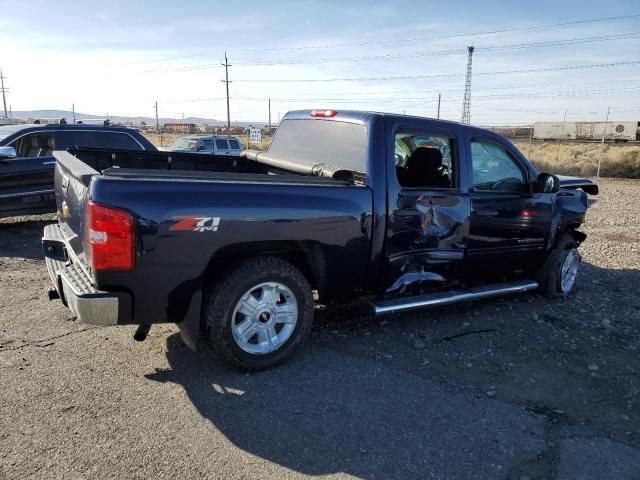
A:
228;13;640;52
236;77;640;98
128;14;640;69
231;60;640;83
136;31;640;73
153;84;640;107
233;32;640;66
470;85;640;100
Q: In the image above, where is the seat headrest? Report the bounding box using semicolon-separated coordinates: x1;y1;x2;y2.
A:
406;147;443;171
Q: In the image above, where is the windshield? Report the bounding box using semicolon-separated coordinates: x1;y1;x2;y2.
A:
0;124;37;143
269;119;367;173
170;137;197;150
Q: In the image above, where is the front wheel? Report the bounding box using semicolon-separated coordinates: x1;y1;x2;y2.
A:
203;256;314;371
537;233;580;297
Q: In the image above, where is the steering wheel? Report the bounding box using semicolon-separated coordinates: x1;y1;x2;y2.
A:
493;177;522;191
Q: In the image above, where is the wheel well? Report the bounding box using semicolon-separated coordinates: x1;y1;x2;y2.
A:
202;241;326;296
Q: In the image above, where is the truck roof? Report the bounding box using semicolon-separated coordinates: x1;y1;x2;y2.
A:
27;123;139;131
0;123;142;135
282;109;516;142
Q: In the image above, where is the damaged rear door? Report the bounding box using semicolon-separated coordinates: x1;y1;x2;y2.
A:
384;119;470;293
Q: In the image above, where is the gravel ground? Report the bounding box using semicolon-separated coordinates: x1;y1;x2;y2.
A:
1;179;639;480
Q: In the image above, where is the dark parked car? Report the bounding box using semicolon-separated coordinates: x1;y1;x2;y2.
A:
43;109;597;370
0;124;156;218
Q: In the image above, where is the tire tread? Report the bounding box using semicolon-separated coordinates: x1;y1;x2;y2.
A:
203;256;314;371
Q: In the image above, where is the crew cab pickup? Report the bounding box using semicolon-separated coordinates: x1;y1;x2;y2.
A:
42;110;597;370
0;124;156;218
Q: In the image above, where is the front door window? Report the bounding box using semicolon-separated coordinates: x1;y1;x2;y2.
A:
471;139;527;193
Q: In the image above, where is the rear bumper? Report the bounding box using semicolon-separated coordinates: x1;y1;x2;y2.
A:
42;224;131;326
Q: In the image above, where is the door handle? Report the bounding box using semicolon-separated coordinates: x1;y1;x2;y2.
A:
475;209;499;217
42;161;56;165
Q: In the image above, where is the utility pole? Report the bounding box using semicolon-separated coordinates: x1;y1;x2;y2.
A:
555;109;567;163
461;46;474;124
527;126;533;160
72;103;76;124
0;69;8;118
268;98;272;135
154;101;162;147
221;52;232;136
437;93;441;119
597;106;610;179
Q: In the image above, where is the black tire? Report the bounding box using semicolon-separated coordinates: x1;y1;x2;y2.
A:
202;256;314;371
536;233;579;298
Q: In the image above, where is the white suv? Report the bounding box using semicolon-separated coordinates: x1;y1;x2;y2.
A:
168;135;243;156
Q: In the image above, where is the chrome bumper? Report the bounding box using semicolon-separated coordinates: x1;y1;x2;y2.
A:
42;224;130;326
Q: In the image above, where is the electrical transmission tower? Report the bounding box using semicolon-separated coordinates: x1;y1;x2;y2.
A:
461;46;474;124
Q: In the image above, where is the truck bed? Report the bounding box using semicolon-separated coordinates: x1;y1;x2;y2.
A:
49;147;373;330
61;147;357;186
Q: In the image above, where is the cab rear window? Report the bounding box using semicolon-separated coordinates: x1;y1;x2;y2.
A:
269;119;366;173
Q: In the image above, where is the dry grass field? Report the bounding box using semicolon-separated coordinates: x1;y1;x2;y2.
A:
514;142;640;178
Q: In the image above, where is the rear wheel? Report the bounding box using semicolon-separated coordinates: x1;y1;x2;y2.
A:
537;233;580;297
203;256;314;370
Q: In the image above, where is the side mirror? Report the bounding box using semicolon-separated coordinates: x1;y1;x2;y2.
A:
0;146;17;159
535;172;559;193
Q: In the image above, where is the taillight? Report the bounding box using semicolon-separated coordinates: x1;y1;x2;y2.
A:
86;201;134;271
310;109;337;118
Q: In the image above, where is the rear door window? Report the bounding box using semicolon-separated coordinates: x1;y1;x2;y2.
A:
394;130;456;189
55;131;142;150
199;139;213;151
228;139;240;150
104;132;142;150
56;131;101;149
215;139;229;150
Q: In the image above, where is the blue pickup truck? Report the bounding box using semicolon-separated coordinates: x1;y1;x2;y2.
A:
42;109;598;370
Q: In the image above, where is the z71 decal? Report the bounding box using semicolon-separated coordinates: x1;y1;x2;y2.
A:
169;216;221;232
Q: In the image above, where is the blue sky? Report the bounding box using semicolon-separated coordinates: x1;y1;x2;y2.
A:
1;0;639;124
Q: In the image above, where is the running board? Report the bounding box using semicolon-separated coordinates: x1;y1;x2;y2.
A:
368;280;539;316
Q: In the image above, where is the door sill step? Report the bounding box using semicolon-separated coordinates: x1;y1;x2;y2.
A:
368;280;538;316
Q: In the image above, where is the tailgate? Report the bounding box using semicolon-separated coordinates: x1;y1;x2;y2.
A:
52;151;100;271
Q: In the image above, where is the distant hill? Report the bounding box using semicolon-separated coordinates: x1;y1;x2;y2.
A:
10;110;265;128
